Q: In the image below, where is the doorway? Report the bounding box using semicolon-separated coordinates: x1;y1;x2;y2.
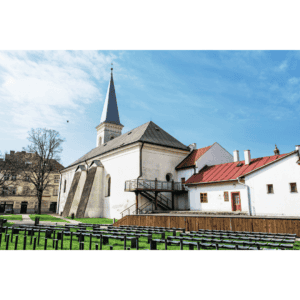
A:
21;202;28;214
49;202;57;213
231;192;241;211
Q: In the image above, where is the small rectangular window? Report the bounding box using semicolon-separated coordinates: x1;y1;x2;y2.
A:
290;183;297;193
200;193;208;203
267;184;274;194
54;175;60;183
224;191;229;201
53;189;58;196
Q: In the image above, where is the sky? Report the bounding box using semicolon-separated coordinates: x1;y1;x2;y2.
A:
1;50;300;167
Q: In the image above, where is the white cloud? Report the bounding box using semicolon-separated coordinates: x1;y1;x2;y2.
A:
277;60;288;71
0;51;116;138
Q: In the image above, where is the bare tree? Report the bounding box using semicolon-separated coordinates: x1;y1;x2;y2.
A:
0;151;22;196
20;128;65;214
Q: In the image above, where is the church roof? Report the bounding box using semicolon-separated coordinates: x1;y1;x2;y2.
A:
99;72;122;126
176;144;213;170
66;121;189;169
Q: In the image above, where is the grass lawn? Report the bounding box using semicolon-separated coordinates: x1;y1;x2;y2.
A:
66;217;117;224
0;215;23;220
29;214;69;223
0;223;299;250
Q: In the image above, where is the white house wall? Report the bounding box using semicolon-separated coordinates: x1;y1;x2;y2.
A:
196;143;233;171
100;144;140;218
245;153;300;217
58;167;76;214
142;144;189;210
189;182;249;213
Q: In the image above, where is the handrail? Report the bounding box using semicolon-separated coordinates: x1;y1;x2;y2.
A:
125;178;185;192
139;181;172;208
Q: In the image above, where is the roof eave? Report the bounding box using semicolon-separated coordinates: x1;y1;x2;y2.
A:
186;179;238;186
238;150;298;179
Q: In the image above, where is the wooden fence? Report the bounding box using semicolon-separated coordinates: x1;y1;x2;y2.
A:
114;215;300;236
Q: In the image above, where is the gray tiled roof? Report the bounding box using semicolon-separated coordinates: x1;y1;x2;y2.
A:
67;121;189;169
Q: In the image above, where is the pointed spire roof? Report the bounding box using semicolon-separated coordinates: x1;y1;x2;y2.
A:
100;68;122;126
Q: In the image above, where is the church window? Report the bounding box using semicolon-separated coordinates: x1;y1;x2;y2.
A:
166;173;173;182
63;180;67;193
98;137;102;146
106;175;111;197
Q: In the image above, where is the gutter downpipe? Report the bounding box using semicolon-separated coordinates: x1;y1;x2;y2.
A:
136;142;145;214
237;176;253;216
56;170;62;215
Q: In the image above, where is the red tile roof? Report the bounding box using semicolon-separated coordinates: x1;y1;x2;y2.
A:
185;152;294;185
176;145;213;170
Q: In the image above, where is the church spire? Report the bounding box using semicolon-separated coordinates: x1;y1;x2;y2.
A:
100;64;122;126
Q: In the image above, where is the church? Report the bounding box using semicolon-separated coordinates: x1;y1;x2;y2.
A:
57;67;300;218
57;68;234;219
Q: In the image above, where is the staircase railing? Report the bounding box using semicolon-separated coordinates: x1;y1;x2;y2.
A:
125;178;186;192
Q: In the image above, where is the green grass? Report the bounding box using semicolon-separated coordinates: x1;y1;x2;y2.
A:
29;214;69;223
0;215;23;220
66;217;117;224
0;226;299;250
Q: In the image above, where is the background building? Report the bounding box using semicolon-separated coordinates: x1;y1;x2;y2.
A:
0;150;64;214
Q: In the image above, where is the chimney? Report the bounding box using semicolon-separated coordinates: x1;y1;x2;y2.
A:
233;150;239;162
188;143;197;152
274;144;280;155
194;166;199;174
244;150;251;165
296;145;300;155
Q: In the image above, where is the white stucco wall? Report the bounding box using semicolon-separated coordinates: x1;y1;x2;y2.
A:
58;166;76;214
196;142;233;171
189;182;249;213
100;144;140;218
245;153;300;216
142;144;190;210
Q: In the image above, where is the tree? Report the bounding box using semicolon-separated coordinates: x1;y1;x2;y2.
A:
21;128;65;214
0;151;22;196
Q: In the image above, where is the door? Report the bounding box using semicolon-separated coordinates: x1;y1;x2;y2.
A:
231;192;241;211
21;202;28;214
49;202;57;213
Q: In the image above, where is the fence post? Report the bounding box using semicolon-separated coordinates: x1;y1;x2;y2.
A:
15;235;19;250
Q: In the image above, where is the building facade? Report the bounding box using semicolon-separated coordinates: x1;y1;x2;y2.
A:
0;150;63;214
186;147;300;217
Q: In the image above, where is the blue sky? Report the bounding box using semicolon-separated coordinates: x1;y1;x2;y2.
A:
1;50;300;167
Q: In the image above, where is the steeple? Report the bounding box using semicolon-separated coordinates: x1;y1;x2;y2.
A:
100;64;122;126
96;65;124;147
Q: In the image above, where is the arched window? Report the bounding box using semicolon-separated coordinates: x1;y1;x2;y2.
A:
166;173;173;182
106;175;111;197
98;137;102;146
63;180;67;193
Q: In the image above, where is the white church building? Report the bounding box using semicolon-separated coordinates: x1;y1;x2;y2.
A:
57;68;300;219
